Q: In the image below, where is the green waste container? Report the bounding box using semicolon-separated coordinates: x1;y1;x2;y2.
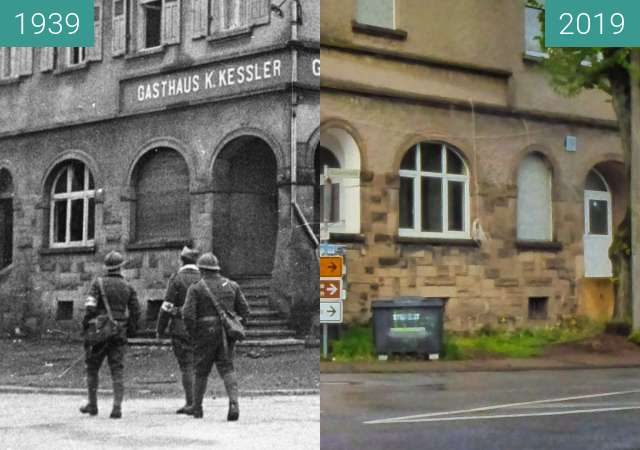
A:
371;297;446;359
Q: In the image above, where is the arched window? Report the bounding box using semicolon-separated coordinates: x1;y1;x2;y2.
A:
317;128;362;235
134;147;190;243
517;153;553;241
0;168;13;269
49;161;96;247
399;142;470;238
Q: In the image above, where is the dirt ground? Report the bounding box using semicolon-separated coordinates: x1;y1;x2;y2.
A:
0;339;319;396
544;333;640;357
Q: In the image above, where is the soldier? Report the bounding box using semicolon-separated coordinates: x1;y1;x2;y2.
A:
182;252;250;420
155;246;201;414
80;251;140;419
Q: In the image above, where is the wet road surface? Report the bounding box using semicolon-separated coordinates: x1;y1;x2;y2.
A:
321;368;640;450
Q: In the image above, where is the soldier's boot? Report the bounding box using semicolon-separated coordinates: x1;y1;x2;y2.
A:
188;376;208;419
80;372;99;416
110;376;124;419
176;368;195;414
223;372;239;421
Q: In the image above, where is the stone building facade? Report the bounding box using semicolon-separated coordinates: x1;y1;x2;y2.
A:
0;0;319;340
320;0;626;330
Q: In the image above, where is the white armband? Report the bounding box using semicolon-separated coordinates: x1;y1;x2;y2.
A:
161;301;178;315
85;296;98;308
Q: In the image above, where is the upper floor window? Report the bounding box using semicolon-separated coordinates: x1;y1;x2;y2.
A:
525;1;546;57
0;169;13;270
112;0;180;56
399;142;470;239
517;153;553;241
0;48;33;80
68;47;87;66
50;161;96;248
191;0;270;39
356;0;395;29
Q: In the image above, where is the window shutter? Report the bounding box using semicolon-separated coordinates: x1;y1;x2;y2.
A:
517;154;552;241
112;0;127;56
162;0;181;44
40;48;55;72
18;48;33;76
250;0;269;26
88;0;103;61
192;0;208;38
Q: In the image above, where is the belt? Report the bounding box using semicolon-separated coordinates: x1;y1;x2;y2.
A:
198;316;220;322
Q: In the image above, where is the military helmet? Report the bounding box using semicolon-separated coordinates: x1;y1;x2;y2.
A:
104;251;125;271
197;252;221;271
180;246;200;264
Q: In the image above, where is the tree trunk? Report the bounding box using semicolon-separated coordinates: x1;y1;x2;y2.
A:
608;69;632;322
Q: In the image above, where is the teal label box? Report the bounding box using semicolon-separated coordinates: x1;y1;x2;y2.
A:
0;0;93;47
546;0;640;47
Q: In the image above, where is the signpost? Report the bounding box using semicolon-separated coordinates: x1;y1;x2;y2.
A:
320;254;345;358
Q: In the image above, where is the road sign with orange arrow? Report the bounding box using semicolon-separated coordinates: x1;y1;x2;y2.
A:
320;256;343;278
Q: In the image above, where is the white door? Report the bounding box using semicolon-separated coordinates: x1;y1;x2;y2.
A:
583;170;613;278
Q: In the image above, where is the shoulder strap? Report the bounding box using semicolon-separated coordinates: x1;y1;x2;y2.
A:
200;279;228;318
97;277;115;322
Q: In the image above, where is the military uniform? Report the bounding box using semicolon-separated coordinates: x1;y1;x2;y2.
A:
81;252;140;419
182;253;250;420
156;248;201;414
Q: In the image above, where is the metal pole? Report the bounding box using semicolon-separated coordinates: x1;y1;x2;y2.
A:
631;49;640;330
322;324;328;359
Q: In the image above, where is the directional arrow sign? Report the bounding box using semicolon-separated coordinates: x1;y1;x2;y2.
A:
320;301;343;324
320;279;342;299
320;256;343;278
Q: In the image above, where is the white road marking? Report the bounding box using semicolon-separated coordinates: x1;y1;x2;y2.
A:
367;406;640;424
364;389;640;425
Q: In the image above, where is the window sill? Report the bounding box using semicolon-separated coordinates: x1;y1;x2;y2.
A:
523;51;548;63
126;239;192;251
352;20;408;40
329;233;366;244
207;26;252;43
0;264;14;278
0;76;22;86
54;62;90;76
396;236;479;247
40;246;96;256
516;240;563;252
125;45;167;61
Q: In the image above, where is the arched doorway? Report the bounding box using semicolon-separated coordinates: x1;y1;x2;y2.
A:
0;168;13;270
212;137;278;277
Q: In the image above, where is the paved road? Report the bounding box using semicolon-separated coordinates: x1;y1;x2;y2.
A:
321;368;640;450
0;393;319;449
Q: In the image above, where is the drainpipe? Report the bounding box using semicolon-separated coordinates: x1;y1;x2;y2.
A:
631;49;640;330
290;0;299;207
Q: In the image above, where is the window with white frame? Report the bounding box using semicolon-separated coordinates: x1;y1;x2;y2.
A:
517;153;553;241
50;161;96;248
399;142;470;238
525;2;546;57
317;128;362;236
356;0;395;29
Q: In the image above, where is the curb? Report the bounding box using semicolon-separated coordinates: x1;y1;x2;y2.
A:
320;361;640;375
0;384;319;397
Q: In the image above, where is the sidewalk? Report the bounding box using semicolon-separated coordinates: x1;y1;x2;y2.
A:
321;349;640;374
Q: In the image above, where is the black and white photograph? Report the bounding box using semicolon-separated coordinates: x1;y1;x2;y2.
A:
0;0;320;448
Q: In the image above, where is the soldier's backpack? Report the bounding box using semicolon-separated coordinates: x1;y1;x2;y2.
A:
201;279;246;342
84;278;122;345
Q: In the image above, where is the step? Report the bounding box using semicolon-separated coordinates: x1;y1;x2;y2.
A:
249;309;280;318
128;337;306;352
245;319;289;328
246;329;295;338
247;298;270;308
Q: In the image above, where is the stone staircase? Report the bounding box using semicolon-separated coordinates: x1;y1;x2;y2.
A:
130;276;305;352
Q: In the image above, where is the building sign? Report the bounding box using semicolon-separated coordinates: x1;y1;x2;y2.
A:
120;48;319;114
